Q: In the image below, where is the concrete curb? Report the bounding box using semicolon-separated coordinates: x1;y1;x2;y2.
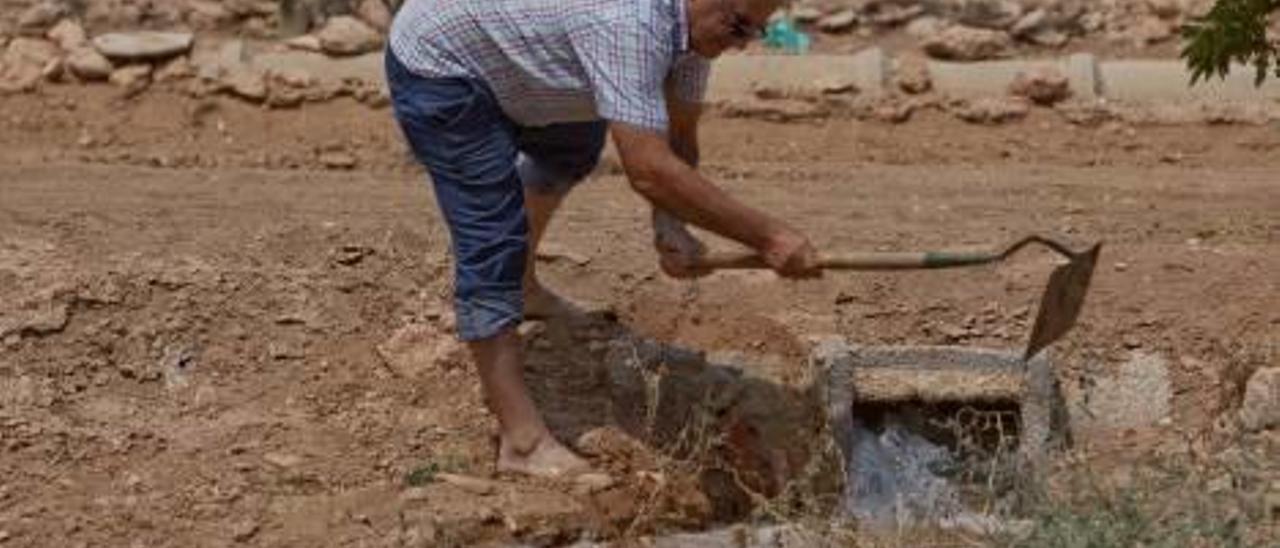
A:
199;41;1280;106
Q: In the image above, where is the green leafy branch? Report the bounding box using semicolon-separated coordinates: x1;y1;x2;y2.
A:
1180;0;1280;85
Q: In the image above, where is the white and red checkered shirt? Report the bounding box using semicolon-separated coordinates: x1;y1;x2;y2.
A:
389;0;711;132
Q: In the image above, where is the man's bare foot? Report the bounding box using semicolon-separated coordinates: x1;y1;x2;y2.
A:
524;282;609;320
497;435;591;479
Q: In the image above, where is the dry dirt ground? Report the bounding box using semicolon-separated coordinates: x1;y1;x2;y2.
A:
1;85;1279;547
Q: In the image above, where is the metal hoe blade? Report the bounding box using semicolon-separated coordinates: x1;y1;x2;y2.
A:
1024;243;1102;361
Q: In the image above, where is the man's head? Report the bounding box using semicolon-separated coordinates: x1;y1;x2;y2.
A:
686;0;781;58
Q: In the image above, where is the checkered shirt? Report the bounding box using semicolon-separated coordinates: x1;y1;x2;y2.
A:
389;0;711;132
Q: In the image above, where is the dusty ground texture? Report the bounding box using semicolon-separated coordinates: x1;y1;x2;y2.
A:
1;81;1279;547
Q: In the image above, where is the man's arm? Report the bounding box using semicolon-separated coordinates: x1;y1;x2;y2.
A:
650;89;707;277
611;119;816;276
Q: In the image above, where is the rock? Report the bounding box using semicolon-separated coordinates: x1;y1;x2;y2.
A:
1076;352;1173;431
1240;368;1280;432
316;16;382;56
231;519;260;542
5;38;60;68
0;300;68;337
271;67;315;88
319;151;358;169
92;32;194;62
46;19;86;50
0;62;43;93
1131;16;1173;46
40;56;63;81
266;86;306;108
223;67;267;102
868;4;923;27
155;56;195;82
956;0;1023;30
284;35;323;52
572;473;616;496
870;99;916;123
376;322;467;377
437;473;499;496
66;47;113;80
817;10;858;34
18;1;68;34
356;0;393;31
718;97;829;123
1026;27;1070;48
1008;67;1070;105
1146;0;1182;19
817;76;857;95
109;64;152;89
576;426;659;471
951;97;1029;124
791;6;823;24
921;25;1012;61
1011;8;1048;37
263;452;302;468
186;0;236;30
894;55;931;94
905;16;944;39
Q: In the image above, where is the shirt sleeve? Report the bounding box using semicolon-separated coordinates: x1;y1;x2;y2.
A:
571;17;672;132
669;53;711;104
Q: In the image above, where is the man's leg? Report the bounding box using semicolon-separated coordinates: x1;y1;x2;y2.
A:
385;56;588;477
521;181;568;317
470;328;588;476
515;121;608;317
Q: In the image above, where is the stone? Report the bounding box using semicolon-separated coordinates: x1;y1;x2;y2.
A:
894;55;931;94
1027;27;1070;48
376;322;467;377
921;25;1012;61
231;519;260;542
791;6;823;24
223;67;266;101
186;0;236;30
437;473;499;496
817;10;858;34
0;63;41;93
905;16;944;39
18;1;68;34
356;0;393;31
46;19;86;50
956;0;1023;30
263;452;302;468
154;56;195;82
1240;368;1280;432
93;32;194;62
1131;17;1174;46
1076;352;1173;431
109;64;152;89
5;38;60;68
951;97;1030;124
572;473;616;495
316;16;382;56
1011;9;1049;37
868;4;923;27
284;35;323;52
1008;67;1071;105
1146;0;1183;19
271;67;315;89
870;99;916;123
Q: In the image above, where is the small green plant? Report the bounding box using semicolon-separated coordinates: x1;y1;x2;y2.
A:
1181;0;1280;85
403;454;466;486
404;463;441;486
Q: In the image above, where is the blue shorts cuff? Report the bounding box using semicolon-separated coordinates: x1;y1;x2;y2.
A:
454;289;524;341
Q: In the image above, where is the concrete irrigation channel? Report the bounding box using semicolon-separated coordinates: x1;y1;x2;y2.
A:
597;331;1067;531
